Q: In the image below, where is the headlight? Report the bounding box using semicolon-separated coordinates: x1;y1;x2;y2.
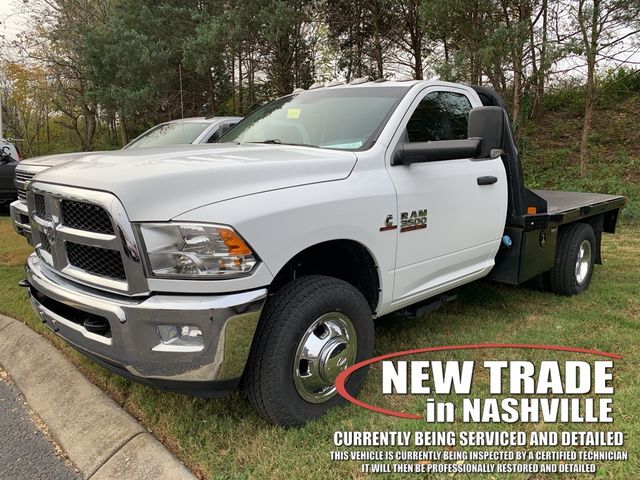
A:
139;223;257;278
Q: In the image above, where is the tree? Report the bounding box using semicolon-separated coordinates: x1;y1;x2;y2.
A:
324;0;394;79
0;61;53;155
570;0;640;176
18;0;115;150
259;0;316;95
390;0;427;79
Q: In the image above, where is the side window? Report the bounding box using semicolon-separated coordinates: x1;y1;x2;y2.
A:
207;129;220;143
207;122;238;143
406;91;472;143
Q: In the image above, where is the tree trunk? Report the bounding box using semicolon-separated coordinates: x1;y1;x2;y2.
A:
528;3;539;118
372;2;384;78
119;111;128;147
579;55;595;178
238;52;244;113
231;54;237;115
45;106;50;146
412;32;423;80
535;0;548;118
512;52;522;128
443;37;449;64
83;107;96;151
578;0;600;178
248;49;255;106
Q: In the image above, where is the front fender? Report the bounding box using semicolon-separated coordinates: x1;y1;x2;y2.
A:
173;173;397;307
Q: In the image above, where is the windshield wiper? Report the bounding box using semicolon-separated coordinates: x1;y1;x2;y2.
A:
249;139;319;148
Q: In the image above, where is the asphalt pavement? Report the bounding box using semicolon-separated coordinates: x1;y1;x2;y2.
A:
0;372;81;480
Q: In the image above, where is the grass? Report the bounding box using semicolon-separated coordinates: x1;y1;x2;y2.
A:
0;213;638;479
1;94;639;479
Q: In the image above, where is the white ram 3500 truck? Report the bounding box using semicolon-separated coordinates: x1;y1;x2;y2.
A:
21;81;624;426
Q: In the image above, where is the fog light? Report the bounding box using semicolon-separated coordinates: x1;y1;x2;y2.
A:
153;325;204;352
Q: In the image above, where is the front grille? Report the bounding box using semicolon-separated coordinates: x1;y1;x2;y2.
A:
27;185;142;293
61;200;114;234
66;242;126;280
15;171;36;202
15;171;35;183
34;194;46;218
39;234;52;254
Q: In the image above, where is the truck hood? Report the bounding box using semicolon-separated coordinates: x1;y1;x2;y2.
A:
35;144;357;220
20;151;105;168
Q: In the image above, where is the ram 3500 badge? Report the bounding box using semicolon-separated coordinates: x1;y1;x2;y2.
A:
20;80;624;426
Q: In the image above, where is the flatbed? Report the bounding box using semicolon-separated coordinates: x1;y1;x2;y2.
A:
533;190;625;224
489;189;624;286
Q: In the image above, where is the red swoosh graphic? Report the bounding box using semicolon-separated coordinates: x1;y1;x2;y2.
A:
335;343;622;420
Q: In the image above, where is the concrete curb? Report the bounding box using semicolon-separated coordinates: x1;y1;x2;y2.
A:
0;314;197;480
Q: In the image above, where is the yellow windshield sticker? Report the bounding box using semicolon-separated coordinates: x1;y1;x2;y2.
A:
287;108;301;119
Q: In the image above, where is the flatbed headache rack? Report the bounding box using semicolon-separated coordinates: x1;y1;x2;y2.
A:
470;85;626;286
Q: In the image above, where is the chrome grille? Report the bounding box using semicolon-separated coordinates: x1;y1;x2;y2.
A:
16;171;36;201
34;194;47;218
15;170;36;183
67;242;126;280
39;233;52;254
61;200;114;234
15;166;48;202
26;183;148;295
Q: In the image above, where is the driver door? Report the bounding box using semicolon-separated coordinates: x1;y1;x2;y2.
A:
386;86;507;306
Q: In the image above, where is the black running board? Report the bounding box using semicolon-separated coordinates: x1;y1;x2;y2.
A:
396;292;458;319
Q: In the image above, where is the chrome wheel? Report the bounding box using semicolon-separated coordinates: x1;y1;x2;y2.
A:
293;312;357;404
575;239;592;285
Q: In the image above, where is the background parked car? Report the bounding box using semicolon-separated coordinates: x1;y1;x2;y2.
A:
125;116;242;149
0;140;21;206
10;116;242;241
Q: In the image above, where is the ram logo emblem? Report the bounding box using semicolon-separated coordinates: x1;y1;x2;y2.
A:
400;209;427;232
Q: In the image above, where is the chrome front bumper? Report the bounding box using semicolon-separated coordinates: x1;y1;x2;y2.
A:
10;199;31;243
25;253;267;396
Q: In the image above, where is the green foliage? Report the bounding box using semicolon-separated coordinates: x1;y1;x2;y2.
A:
539;83;587;115
597;67;640;101
80;0;196;119
521;88;640;225
525;148;640;224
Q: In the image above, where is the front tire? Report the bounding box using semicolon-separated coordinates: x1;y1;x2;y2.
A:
245;275;374;426
549;223;596;296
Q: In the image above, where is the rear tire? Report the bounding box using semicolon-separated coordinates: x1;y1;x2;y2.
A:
548;223;596;296
245;275;374;426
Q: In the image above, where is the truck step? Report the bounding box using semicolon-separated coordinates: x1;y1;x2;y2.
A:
396;292;458;319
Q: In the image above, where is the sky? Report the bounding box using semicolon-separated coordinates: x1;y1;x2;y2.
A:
0;0;26;44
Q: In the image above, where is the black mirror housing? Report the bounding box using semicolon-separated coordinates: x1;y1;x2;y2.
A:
392;105;506;165
393;139;481;165
467;106;504;158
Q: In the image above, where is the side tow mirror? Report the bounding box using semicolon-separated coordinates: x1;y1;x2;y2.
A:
393;139;481;165
467;106;504;159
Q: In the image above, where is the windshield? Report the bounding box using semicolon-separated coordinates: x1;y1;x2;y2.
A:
220;86;410;150
126;121;211;149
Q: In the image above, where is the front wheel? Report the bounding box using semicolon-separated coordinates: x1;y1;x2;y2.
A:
245;275;374;426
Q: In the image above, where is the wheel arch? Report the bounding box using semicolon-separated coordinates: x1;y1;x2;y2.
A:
570;214;605;265
269;239;381;314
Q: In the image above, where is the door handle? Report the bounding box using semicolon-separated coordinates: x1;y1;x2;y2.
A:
477;176;498;185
